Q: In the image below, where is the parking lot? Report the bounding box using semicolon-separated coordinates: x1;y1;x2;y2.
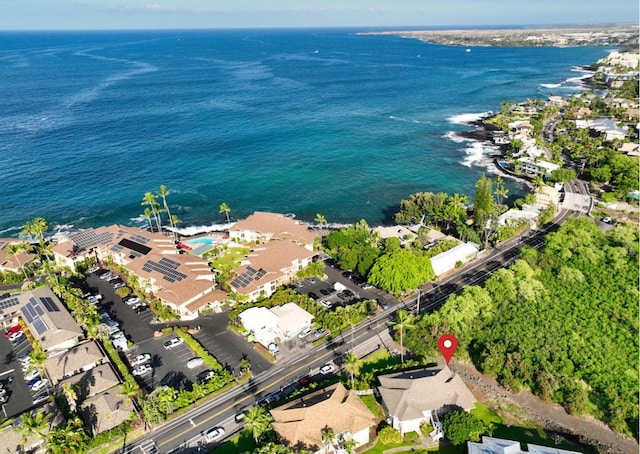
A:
0;331;48;418
84;269;273;392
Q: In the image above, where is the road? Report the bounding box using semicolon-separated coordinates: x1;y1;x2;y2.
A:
124;183;591;454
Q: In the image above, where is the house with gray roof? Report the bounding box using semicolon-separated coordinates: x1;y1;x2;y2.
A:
81;386;134;435
377;365;476;435
468;436;580;454
45;340;107;384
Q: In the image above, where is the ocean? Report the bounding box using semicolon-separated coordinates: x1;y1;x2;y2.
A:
0;28;611;237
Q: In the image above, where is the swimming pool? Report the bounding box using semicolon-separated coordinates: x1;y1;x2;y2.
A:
185;237;217;247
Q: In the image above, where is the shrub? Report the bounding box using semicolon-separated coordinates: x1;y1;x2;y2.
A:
378;425;403;444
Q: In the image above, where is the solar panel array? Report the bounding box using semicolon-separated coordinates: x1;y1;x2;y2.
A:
130;233;150;244
118;238;151;255
21;297;51;336
69;229;112;251
0;297;20;313
111;244;124;253
40;297;60;312
230;266;268;289
141;257;187;283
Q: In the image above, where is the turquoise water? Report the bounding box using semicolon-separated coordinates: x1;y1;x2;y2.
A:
0;29;611;235
185;237;217;247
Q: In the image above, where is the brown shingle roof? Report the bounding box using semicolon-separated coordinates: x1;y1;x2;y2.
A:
58;363;119;399
44;339;106;382
377;365;476;421
230;211;316;246
81;387;134;435
271;383;377;451
230;241;314;295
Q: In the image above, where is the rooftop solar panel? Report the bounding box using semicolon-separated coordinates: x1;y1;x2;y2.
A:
255;269;267;279
0;297;20;312
40;297;59;312
118;238;151;255
32;319;48;335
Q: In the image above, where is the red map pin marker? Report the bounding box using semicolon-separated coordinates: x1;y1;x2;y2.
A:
438;334;458;365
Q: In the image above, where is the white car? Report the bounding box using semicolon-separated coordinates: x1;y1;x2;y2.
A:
297;327;313;339
319;364;335;375
24;369;41;381
204;426;225;443
130;353;151;367
163;337;184;350
30;379;49;392
8;331;24;343
132;364;152;376
187;357;204;369
124;296;141;306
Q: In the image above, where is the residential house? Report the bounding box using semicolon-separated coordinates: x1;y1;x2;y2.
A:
81;386;134;435
468;436;580;454
44;340;106;384
515;157;560;178
0;238;36;274
619;142;640;157
0;402;66;454
19;287;83;353
508;120;534;139
271;382;377;453
377;365;476;436
229;240;315;302
575;118;628;141
271;302;314;338
228;211;317;250
58;363;120;401
430;242;479;276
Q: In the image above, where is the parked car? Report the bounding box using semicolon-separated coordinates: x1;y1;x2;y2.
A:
29;379;49;392
132;364;152;377
163;337;184;350
313;328;328;339
24;369;41;381
361;283;374;290
130;353;151;367
198;370;216;383
133;304;148;313
319;364;335;375
4;325;22;338
204;426;225;443
87;266;101;273
319;300;333;309
124;296;141;306
111;331;126;341
187;357;204;369
8;331;24;343
308;292;318;300
100;272;115;280
111;281;126;289
297;327;313;339
377;299;389;309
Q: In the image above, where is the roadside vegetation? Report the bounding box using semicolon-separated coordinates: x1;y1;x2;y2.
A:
401;217;639;437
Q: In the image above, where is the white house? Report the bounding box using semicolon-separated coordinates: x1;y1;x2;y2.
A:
239;303;314;349
468;436;580;454
430;242;479;276
515;157;560;178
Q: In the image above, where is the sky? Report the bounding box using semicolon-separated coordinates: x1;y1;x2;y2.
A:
0;0;638;30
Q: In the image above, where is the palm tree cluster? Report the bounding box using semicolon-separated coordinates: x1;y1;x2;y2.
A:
140;185;182;236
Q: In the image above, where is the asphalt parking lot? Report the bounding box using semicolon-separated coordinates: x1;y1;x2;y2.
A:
0;333;45;418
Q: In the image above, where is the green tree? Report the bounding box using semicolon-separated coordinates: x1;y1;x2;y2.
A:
157;185;174;232
391;310;415;364
140;208;154;232
378;425;402;444
118;380;139;406
315;213;327;238
5;241;32;281
473;174;497;248
368;249;433;294
219;202;231;223
343;351;361;390
61;383;78;413
243;406;273;443
17;410;51;448
141;192;162;233
442;410;488;445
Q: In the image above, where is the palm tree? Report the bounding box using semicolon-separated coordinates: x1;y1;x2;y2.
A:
27;347;47;374
17;410;51;449
314;213;327;237
219;203;231;223
141;192;162;233
170;215;182;240
140;208;154;232
343;351;361;390
495;185;509;206
61;383;78;413
321;427;335;453
157;185;174;231
243;406;273;443
392;310;415;364
5;241;32;281
118;381;139;406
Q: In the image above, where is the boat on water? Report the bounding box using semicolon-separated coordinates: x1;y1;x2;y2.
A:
465;48;471;53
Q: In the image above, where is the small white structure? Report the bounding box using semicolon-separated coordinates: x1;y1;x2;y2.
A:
240;303;314;349
516;157;560;178
468;436;580;454
430;242;479;276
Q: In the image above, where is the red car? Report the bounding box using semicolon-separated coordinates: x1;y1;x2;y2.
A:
4;325;22;338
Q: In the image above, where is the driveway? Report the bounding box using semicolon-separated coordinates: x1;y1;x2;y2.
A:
0;334;44;418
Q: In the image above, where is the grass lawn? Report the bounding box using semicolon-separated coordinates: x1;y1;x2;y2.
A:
208;246;251;271
360;394;384;419
210;431;256;454
362;431;422;454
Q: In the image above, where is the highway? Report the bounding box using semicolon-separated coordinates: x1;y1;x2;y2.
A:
124;182;591;454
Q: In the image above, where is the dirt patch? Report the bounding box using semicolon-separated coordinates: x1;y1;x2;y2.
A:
450;361;638;454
